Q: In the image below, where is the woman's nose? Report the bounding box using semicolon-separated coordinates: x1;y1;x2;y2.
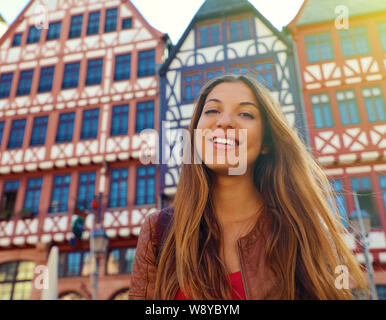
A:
216;113;234;129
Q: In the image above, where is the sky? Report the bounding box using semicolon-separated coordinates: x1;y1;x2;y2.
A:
0;0;304;44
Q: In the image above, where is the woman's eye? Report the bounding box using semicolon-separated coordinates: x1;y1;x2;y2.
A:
240;112;254;119
204;109;218;114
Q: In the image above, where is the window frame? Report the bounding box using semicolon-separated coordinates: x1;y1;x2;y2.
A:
135;165;156;205
75;171;96;211
56;112;75;143
254;60;276;90
110;104;129;136
26;26;41;44
196;20;222;48
182;71;201;103
62;62;80;89
0;72;13;98
227;16;253;42
86;11;100;36
339;26;371;57
0;261;35;300
68;14;83;39
49;174;71;213
29;115;48;147
361;86;385;123
310;93;335;129
104;8;118;33
135;100;154;133
37;66;55;93
12;33;23;46
23;177;43;216
7;118;26;149
335;89;361;126
304;32;335;63
85;58;103;86
137;49;155;78
108;168;128;208
16;69;34;96
46;21;62;41
114;53;131;81
80;108;99;140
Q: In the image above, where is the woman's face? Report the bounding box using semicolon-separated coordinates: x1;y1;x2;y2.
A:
195;81;266;175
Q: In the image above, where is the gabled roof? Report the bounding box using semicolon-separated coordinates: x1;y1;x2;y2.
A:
290;0;386;27
160;0;291;76
195;0;253;20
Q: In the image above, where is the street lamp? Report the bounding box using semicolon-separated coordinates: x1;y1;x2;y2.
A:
349;192;378;300
89;194;109;300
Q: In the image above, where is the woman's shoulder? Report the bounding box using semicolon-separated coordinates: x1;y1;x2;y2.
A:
140;206;174;239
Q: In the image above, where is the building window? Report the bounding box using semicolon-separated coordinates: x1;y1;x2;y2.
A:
122;17;132;29
26;26;41;44
46;21;62;40
85;58;103;86
30;115;48;146
80;108;99;140
0;72;13;98
0;121;4;145
76;172;96;211
228;18;251;42
23;177;42;216
310;93;334;129
69;14;83;38
351;176;381;228
111;104;129;136
331;179;348;227
114;53;131;81
87;11;100;35
339;26;370;57
104;8;118;32
362;86;385;122
377;22;386;51
135;101;154;133
305;33;334;63
255;61;275;89
62;62;80;89
56;112;75;143
7;119;26;149
135;166;155;205
16;69;34;96
230;63;249;75
183;71;201;102
376;285;386;300
0;261;35;300
37;66;55;93
380;175;386;214
205;68;223;80
106;248;136;275
0;180;19;219
49;174;71;213
198;23;221;47
12;33;22;46
108;168;128;208
336;89;360;125
137;49;155;77
59;251;92;278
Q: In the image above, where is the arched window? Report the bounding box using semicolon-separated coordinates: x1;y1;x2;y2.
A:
110;288;130;300
0;261;35;300
59;292;86;300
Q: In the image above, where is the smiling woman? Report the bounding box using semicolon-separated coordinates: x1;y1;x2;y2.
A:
130;74;369;300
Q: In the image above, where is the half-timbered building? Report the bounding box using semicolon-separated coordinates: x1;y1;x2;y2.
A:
0;0;168;300
288;0;386;297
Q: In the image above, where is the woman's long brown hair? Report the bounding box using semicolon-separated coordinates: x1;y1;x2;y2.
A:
154;74;369;299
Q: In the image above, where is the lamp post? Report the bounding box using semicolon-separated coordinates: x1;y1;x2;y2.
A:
349;192;378;300
89;193;109;300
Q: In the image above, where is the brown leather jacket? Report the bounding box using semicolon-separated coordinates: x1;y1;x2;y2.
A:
129;207;281;300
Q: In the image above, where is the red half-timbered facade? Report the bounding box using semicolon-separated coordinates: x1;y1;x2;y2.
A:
0;0;168;300
288;0;386;296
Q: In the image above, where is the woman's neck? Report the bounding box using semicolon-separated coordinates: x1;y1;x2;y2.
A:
211;171;264;224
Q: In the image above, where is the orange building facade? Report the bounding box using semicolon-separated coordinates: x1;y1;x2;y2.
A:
0;0;168;299
288;0;386;295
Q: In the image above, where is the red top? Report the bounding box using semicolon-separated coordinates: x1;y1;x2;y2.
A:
175;271;246;300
